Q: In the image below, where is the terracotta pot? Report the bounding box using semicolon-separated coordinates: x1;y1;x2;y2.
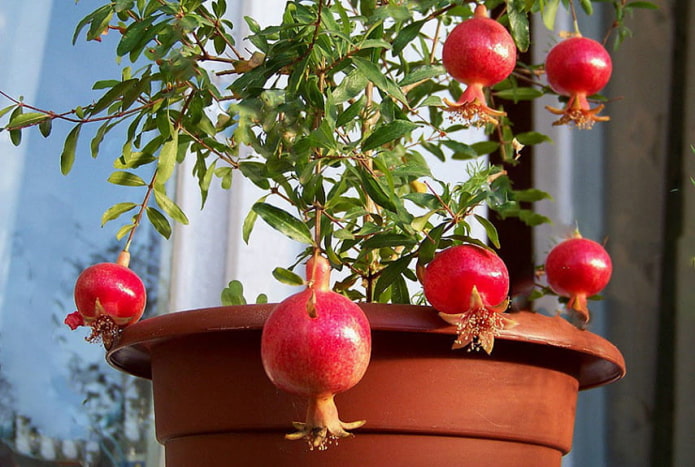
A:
106;304;625;467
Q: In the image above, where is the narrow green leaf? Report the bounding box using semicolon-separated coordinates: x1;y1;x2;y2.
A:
392;20;424;55
153;188;189;225
0;104;16;119
101;202;137;226
399;65;446;87
115;223;136;241
157;134;178;185
242;207;258;244
373;256;412;300
494;87;543;101
61;124;82;175
8;112;49;129
624;1;660;9
515;131;553;146
353;57;408;105
506;0;530;52
252;202;313;245
107;171;147;187
356;167;398;213
541;0;561;31
361;233;417;250
474;214;500;249
146;206;172;239
38;118;52;138
362;120;418;151
272;267;305;286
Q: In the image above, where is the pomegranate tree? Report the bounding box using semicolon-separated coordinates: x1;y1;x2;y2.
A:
544;232;613;324
441;4;517;125
544;36;613;129
64;251;146;348
422;244;515;353
261;255;372;450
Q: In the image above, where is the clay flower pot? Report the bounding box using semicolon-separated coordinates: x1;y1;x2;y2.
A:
106;304;625;466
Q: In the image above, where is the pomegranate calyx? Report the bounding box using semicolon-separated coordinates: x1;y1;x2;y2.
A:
64;311;85;330
443;96;505;126
438;286;516;354
85;314;121;350
286;395;365;450
545;98;609;129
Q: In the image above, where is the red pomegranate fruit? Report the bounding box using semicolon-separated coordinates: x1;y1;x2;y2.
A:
544;36;613;128
544;232;612;324
261;254;372;450
441;4;517;125
422;244;515;353
64;251;146;348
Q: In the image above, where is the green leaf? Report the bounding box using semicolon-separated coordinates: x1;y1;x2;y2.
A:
579;0;594;16
494;87;543;101
8;112;49;129
157;134;178;185
38;118;52;138
392;20;424;55
361;233;417;250
471;141;500;156
115;223;136;241
61;124;82;175
541;0;561;31
515;131;553;146
107;171;147;187
362;120;418;151
353;57;408;105
373;256;412;300
153;188;189;225
474;214;500;249
506;0;530;52
624;1;660;10
242;196;266;244
101;202;138;226
146;206;172;239
272;267;305;286
252;202;313;245
356;167;398;213
73;5;113;44
221;280;247;306
399;65;446;87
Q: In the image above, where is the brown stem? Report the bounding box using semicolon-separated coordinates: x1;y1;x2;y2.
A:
124;169;158;253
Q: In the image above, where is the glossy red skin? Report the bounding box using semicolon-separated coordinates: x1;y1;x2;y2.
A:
545;37;612;98
545;238;612;298
423;245;509;315
261;260;371;398
74;262;146;326
442;13;516;87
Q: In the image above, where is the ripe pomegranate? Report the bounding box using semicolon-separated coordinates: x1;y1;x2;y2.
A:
544;36;613;128
261;255;372;450
422;244;515;353
64;251;146;348
544;232;612;324
441;4;517;125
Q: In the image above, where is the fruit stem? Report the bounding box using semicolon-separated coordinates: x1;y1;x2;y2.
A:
473;3;488;18
116;250;131;268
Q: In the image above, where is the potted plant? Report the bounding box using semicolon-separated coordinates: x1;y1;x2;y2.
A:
0;0;644;464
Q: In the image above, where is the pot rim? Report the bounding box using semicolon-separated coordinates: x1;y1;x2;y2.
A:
106;304;625;390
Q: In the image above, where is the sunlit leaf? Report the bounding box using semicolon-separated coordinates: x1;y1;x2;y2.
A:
252;202;313;245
